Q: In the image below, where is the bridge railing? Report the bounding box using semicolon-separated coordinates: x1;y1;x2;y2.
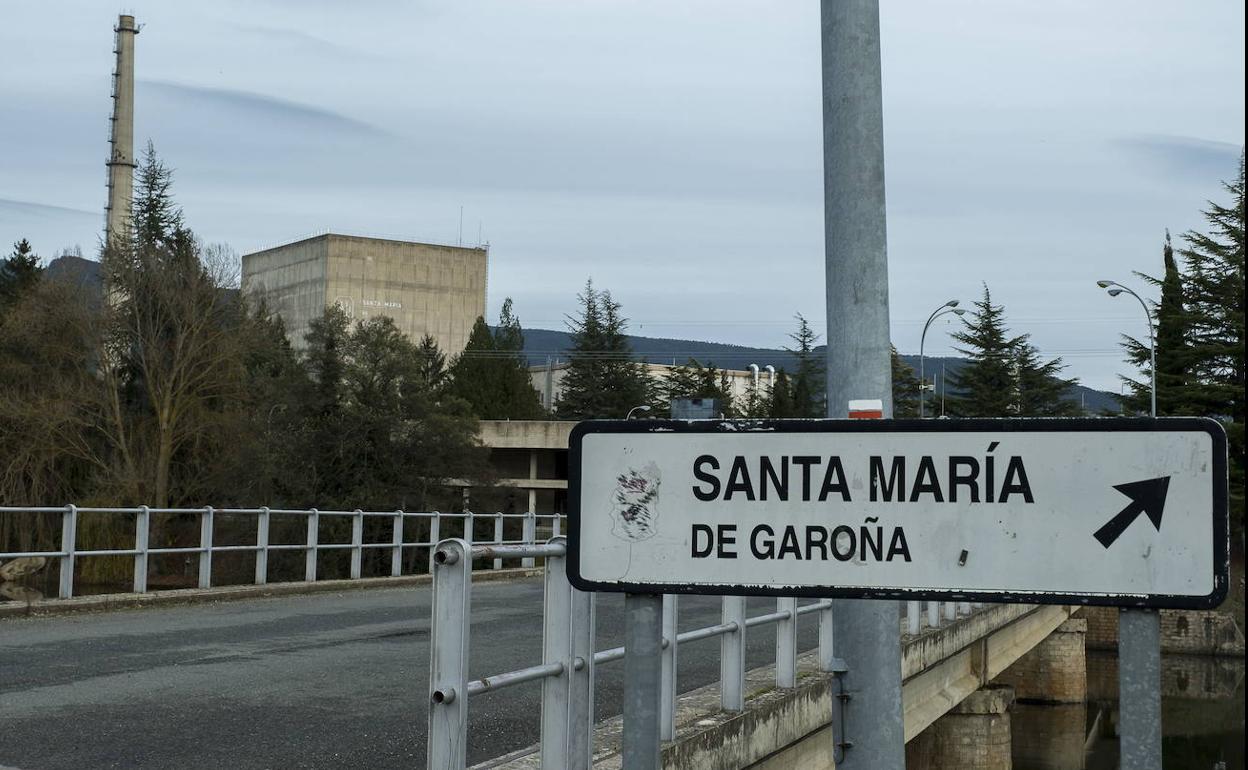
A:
0;506;564;600
426;536;984;769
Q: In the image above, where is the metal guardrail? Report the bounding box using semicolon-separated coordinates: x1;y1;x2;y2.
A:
426;537;984;769
0;506;564;599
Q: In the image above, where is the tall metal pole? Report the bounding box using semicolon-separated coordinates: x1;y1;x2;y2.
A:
821;1;905;766
1100;280;1162;768
622;592;663;769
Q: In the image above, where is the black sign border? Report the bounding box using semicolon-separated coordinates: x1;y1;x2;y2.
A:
566;417;1229;610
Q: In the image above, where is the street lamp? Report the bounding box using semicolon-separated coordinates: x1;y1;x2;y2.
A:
626;404;652;420
1097;280;1156;418
920;300;967;418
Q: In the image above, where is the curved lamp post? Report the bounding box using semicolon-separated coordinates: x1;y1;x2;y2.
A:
626;404;652;420
919;301;966;418
1097;280;1156;418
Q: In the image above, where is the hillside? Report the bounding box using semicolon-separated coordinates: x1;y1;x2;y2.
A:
519;327;1123;415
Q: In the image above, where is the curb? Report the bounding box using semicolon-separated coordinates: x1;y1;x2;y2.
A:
0;567;544;620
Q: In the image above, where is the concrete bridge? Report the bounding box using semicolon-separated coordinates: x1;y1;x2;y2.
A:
0;569;1086;770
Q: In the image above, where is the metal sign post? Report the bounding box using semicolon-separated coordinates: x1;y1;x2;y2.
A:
622;593;663;769
1119;609;1163;767
820;0;903;762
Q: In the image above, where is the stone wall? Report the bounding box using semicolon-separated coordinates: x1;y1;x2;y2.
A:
993;618;1086;704
905;686;1015;770
1079;607;1245;656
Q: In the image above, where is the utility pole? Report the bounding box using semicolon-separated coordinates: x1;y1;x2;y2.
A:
821;0;906;767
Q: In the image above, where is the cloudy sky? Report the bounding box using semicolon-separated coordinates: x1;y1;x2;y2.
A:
1;0;1243;390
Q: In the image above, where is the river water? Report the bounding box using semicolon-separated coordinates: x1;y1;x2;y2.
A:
1013;652;1245;770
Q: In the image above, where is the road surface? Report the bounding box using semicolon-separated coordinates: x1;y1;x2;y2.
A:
0;579;823;768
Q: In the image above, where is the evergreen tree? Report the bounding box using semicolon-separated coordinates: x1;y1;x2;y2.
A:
304;304;351;417
444;300;544;419
945;285;1024;417
661;359;736;417
768;369;796;418
0;239;41;312
555;280;653;419
1180;155;1244;521
786;314;825;418
132;141;184;252
891;346;920;418
1120;231;1192;415
417;334;448;392
1013;341;1080;416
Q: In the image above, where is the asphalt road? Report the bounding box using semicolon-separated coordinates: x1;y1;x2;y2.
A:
0;580;822;769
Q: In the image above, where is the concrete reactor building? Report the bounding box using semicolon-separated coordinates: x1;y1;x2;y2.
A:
241;233;488;355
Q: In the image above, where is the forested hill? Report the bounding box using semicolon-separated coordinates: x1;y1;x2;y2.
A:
518;327;1123;414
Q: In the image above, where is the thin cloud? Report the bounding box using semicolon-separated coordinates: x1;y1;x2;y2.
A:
140;80;394;139
1116;134;1242;181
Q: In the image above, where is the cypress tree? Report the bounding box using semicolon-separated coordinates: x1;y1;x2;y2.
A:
1120;231;1192;415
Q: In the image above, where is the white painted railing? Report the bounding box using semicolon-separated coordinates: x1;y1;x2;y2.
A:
426;537;985;769
0;506;563;599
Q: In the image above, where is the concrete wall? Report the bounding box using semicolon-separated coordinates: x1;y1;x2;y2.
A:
242;233;487;356
241;236;329;347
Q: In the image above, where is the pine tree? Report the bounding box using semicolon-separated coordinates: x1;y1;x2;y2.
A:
445;301;544;419
416;334;448;392
945;285;1024;417
0;239;41;312
132;141;184;253
555;280;653;419
662;359;736;416
304;304;352;417
786;313;825;418
891;346;920;418
1180;155;1245;522
1013;341;1080;416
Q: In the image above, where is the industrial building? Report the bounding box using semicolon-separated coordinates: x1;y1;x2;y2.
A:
241;233;488;355
529;361;774;411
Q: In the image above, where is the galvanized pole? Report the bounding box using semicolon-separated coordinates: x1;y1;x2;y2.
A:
623;592;663;769
1118;608;1162;768
821;0;906;766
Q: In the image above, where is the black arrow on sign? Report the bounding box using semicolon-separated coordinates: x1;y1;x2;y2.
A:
1093;476;1171;549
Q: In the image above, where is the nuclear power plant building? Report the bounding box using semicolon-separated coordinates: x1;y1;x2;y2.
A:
241;233;488;356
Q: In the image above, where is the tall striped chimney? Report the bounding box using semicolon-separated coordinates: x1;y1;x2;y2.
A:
104;14;138;248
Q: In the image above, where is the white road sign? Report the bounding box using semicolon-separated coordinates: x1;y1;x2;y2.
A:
567;418;1229;609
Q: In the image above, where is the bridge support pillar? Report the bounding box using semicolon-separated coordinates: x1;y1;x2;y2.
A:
994;618;1087;703
905;685;1015;770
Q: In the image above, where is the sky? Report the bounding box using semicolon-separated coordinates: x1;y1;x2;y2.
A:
1;1;1243;391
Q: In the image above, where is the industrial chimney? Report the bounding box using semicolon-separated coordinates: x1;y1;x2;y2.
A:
104;14;138;248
